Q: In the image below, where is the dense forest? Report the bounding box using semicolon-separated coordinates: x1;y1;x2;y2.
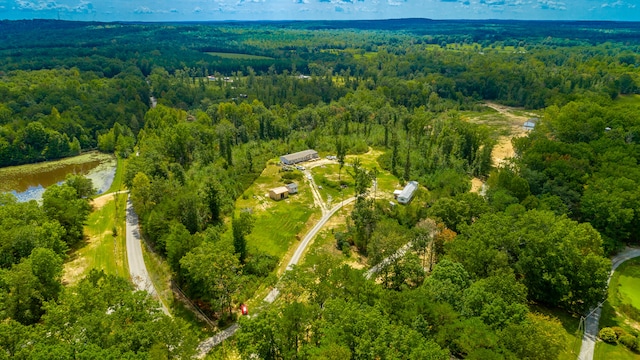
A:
1;18;640;358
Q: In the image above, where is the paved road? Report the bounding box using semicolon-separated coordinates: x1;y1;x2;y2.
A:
125;196;170;316
195;195;357;358
578;247;640;360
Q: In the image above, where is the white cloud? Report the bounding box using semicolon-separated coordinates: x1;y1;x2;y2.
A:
536;0;566;10
601;1;635;9
14;0;93;13
133;6;153;14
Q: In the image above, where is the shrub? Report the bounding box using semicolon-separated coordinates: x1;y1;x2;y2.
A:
245;251;279;277
612;326;628;339
599;327;618;344
281;171;302;183
619;334;638;351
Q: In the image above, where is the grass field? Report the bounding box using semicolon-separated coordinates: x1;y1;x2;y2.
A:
311;163;354;203
595;341;640;360
206;52;274;60
344;148;404;198
462;108;512;138
235;161;317;259
618;260;640;310
64;193;128;284
615;94;640;105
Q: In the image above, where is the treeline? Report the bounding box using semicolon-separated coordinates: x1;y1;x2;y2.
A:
234;254;570;359
501;97;640;253
0;68;147;166
2;19;639;169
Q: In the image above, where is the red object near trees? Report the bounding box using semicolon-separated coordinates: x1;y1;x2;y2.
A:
240;304;248;315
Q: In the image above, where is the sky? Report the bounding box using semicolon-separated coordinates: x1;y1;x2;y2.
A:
0;0;638;22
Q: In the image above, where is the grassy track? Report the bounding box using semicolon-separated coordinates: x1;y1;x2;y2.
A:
64;193;128;284
140;239;214;338
104;156;125;194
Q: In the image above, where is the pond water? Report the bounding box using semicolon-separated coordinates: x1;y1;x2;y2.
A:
0;152;117;202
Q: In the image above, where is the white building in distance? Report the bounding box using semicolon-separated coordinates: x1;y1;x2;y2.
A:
397;181;419;204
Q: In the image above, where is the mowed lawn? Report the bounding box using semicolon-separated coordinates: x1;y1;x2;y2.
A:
345;149;404;199
596;258;640;359
64;194;128;284
618;260;640;309
311;163;354;203
236;161;317;259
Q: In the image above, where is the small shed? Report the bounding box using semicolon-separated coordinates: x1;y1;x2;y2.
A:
523;117;539;131
398;181;419;205
285;182;298;194
393;189;402;199
280;149;319;165
269;187;289;201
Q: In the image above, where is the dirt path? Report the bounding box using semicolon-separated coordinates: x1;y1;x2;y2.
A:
483;102;533;167
91;190;129;210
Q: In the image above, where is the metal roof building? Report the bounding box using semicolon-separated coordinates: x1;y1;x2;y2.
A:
397;181;419;204
280;149;319;165
523;117;539;131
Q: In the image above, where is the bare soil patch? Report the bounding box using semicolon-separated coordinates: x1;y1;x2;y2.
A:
470;178;484;194
91;193;115;210
483;102;537;167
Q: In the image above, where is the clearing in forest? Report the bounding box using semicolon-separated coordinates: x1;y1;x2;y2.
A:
235;160;317;260
63;194;128;285
467;102;540;193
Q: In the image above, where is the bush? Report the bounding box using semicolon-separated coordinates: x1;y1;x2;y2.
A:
599;327;618;344
619;334;638;351
245;251;279;277
335;231;351;253
281;171;302;183
612;326;628;339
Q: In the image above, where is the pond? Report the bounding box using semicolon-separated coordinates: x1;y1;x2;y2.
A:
0;152;117;202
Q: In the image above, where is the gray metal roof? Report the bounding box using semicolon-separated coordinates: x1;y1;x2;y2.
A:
281;149;318;162
398;181;418;203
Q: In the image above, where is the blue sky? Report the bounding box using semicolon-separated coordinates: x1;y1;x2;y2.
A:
0;0;638;22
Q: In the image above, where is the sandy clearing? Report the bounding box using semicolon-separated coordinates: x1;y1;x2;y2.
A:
470;178;484;194
483;102;534;167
